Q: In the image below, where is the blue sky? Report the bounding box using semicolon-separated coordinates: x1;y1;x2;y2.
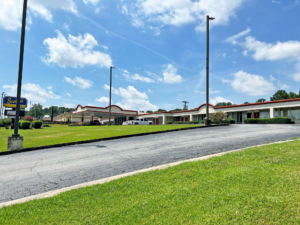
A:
1;0;300;112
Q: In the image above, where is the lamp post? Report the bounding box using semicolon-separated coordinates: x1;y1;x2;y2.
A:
205;15;215;126
108;66;115;126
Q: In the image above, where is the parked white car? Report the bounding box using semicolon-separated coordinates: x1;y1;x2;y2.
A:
122;118;153;125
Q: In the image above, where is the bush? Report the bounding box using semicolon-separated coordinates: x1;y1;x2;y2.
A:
222;119;235;124
43;124;50;127
19;120;31;129
0;118;12;127
32;120;43;129
244;117;291;124
210;112;227;124
167;121;173;124
173;121;199;124
24;115;34;122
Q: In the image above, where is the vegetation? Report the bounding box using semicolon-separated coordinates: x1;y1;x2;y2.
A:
18;120;31;129
0;124;202;152
244;101;250;104
155;109;167;112
0;118;11;127
1;140;300;224
270;90;300;101
173;121;198;124
24;115;34;122
32;120;43;129
25;104;74;119
215;102;233;107
256;98;266;102
209;111;227;124
146;110;153;113
223;119;235;124
169;108;184;112
244;117;292;124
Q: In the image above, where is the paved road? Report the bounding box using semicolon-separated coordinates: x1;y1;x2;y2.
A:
1;124;300;203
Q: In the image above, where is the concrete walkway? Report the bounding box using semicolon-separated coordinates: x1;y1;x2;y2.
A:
1;124;299;203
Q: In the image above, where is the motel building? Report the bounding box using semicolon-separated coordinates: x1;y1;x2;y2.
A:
53;98;300;124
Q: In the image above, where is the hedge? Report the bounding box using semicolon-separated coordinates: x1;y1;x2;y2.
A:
222;119;235;124
244;117;291;124
19;120;31;129
32;120;43;129
173;121;198;124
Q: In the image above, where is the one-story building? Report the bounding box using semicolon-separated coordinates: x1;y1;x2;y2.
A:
53;98;300;124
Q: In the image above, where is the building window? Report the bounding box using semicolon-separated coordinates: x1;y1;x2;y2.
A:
291;107;300;122
260;110;270;119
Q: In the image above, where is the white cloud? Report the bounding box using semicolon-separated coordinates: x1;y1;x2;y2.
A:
270;75;276;82
243;50;248;56
42;31;112;68
101;45;109;50
83;0;100;5
0;0;77;31
63;102;76;108
222;78;231;83
95;96;110;103
66;93;72;97
121;4;128;15
62;23;70;31
278;81;289;89
125;0;245;33
201;88;220;95
272;0;280;3
3;83;60;103
104;84;119;94
150;26;161;36
162;64;184;83
104;85;158;111
224;27;251;44
148;89;153;93
47;86;53;90
210;96;233;105
231;70;276;96
64;76;93;89
122;70;155;83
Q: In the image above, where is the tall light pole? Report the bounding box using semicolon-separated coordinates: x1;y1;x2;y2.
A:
13;0;28;137
108;66;115;126
0;92;4;120
205;15;215;126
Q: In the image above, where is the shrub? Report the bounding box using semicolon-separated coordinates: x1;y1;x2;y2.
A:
210;111;227;124
43;124;50;127
0;118;12;127
32;120;43;129
24;115;34;122
167;121;173;124
244;117;291;124
19;120;31;129
222;119;235;124
173;121;199;124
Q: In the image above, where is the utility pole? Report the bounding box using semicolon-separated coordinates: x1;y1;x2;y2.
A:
0;92;4;120
108;66;115;126
182;101;189;110
205;15;215;126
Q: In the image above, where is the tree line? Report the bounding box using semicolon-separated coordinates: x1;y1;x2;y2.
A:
25;103;74;119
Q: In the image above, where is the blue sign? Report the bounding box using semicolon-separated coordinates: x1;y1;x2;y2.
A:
3;96;28;109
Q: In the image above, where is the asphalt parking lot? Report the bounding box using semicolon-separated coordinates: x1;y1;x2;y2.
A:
1;124;300;203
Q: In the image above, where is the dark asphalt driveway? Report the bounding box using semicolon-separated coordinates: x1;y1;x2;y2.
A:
1;124;300;203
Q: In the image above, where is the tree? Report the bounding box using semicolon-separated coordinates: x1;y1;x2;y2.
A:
155;109;167;112
288;91;299;99
169;108;183;112
256;98;266;102
139;111;145;113
27;103;44;119
146;110;153;113
244;101;250;104
209;111;227;124
270;90;289;101
215;102;232;107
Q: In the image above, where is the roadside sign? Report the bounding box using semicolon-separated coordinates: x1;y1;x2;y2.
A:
3;96;28;109
5;110;25;117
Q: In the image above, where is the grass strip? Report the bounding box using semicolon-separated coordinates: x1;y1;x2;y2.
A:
0;125;202;152
1;140;300;224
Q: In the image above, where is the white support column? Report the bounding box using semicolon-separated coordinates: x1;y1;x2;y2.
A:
90;112;94;122
190;114;193;121
126;115;129;121
162;114;166;125
270;107;275;118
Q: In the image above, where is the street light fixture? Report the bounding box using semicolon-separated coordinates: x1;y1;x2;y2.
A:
109;66;115;126
205;15;215;126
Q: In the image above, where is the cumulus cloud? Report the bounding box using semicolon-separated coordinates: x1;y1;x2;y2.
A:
224;27;251;44
64;76;93;89
95;96;110;103
122;70;155;83
66;93;72;97
201;88;220;95
104;85;158;111
42;31;112;68
104;84;119;94
0;0;77;31
231;70;276;96
123;0;245;33
162;64;184;83
210;96;233;105
83;0;100;5
3;83;60;103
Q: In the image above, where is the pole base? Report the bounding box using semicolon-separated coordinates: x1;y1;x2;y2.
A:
204;119;211;126
7;136;23;151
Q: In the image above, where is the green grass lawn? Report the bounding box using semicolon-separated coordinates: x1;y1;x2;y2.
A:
0;124;202;152
1;140;300;224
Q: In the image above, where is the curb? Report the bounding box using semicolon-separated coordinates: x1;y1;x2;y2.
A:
0;124;228;156
0;139;295;209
